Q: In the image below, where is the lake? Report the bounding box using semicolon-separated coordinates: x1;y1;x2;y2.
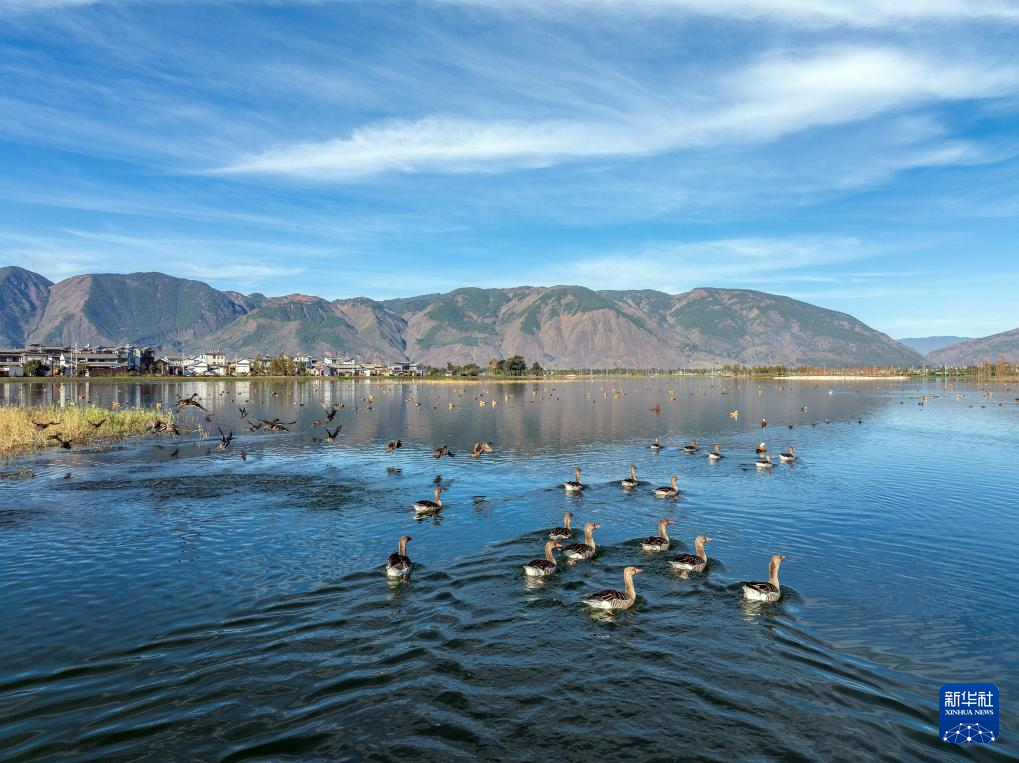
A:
0;378;1016;761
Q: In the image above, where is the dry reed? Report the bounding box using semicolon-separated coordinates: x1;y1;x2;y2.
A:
0;404;174;459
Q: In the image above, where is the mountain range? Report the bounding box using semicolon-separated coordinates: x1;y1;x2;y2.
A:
895;336;972;355
923;329;1019;367
0;264;989;368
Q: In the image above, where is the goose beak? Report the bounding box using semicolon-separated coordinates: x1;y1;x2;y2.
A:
633;568;644;574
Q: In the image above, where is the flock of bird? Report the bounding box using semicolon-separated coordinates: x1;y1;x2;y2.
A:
146;385;799;611
390;434;796;610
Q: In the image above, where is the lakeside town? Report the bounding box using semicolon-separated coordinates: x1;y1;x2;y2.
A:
0;344;427;378
1;343;1016;380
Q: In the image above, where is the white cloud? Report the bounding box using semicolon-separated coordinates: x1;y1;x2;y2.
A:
512;236;875;294
220;47;1018;180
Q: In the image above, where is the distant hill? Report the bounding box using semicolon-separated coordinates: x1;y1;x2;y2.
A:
925;329;1019;366
27;272;257;351
0;266;52;346
199;294;406;361
0;266;922;367
385;285;921;368
896;336;971;355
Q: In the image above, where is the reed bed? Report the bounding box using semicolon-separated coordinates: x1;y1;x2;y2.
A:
0;405;174;459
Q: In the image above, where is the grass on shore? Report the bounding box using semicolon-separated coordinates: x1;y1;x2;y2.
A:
0;405;174;459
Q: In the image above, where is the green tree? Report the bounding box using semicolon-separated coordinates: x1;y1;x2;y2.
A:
531;361;544;376
505;355;527;375
23;360;48;377
461;363;480;377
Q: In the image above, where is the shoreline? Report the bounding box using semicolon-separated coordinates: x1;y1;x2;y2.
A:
0;372;1004;385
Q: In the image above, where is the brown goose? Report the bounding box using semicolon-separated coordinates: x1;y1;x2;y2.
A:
682;439;698;453
523;540;562;577
741;554;786;603
652;475;679;498
669;535;713;576
413;487;446;513
386;535;412;577
563;522;599;560
563;467;585;493
640;518;674;552
621;464;639;490
549;511;573;540
583;566;642;610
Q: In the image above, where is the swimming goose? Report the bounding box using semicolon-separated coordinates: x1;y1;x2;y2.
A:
756;442;767;453
563;467;585;493
779;447;796;462
669;535;713;576
640;518;674;552
563;522;599;560
652;475;679;498
682;439;698;454
584;566;642;610
621;464;639;490
755;454;774;469
386;438;402;453
741;554;786;602
413;487;446;513
707;444;723;461
523;540;562;577
649;436;662;450
549;512;573;540
386;535;413;577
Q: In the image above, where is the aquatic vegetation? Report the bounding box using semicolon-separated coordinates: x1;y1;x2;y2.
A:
0;405;174;458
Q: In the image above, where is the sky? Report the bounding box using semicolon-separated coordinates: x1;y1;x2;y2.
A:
2;1;1019;339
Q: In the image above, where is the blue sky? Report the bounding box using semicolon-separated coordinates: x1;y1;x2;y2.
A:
2;0;1019;338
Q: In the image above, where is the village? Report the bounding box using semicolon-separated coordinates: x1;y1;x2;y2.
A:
0;345;427;378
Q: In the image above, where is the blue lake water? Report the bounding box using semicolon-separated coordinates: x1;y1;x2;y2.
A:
0;378;1016;761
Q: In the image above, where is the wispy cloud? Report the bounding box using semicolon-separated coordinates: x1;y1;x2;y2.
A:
221;47;1017;180
436;0;1019;28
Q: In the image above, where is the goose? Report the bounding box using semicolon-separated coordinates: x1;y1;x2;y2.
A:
549;512;573;540
755;442;767;454
707;444;723;461
755;454;774;469
682;439;698;454
563;467;585;493
386;535;413;577
741;554;786;603
386;438;402;453
583;566;643;610
413;487;446;513
779;447;796;462
640;518;674;552
669;535;713;576
621;464;639;490
523;540;562;577
649;436;662;450
563;522;599;560
652;475;679;498
761;418;767;428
